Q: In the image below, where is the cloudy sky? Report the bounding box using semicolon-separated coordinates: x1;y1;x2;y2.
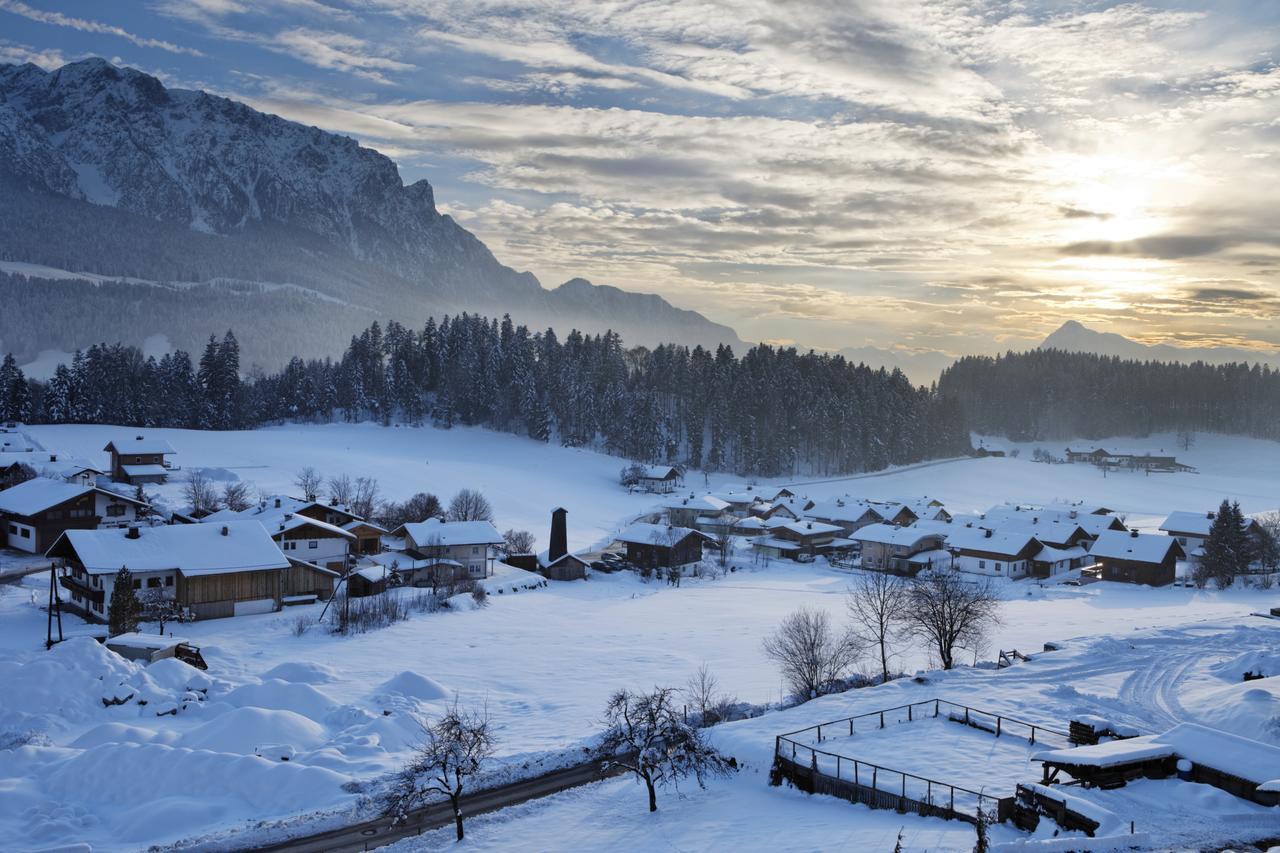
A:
3;0;1279;358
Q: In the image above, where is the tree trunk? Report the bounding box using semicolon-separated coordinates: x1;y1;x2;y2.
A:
646;777;657;812
879;638;889;682
452;797;464;841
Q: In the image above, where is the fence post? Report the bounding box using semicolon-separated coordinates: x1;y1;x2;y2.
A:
817;724;822;742
934;699;939;717
854;761;859;788
849;718;854;736
836;755;841;780
880;711;885;729
792;740;796;760
965;707;970;725
873;766;878;790
950;786;955;815
1030;725;1036;745
996;717;1002;737
927;780;932;806
908;704;913;722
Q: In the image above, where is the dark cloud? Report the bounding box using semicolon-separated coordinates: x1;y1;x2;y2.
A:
1059;206;1112;220
1188;287;1273;303
1058;234;1234;259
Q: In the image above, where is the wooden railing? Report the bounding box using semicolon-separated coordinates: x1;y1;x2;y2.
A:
772;699;1070;824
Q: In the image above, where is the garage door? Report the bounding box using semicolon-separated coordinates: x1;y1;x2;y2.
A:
233;598;277;616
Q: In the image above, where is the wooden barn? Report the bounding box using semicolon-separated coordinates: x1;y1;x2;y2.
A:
1089;529;1183;586
538;507;589;581
103;435;176;484
614;522;712;568
48;520;290;622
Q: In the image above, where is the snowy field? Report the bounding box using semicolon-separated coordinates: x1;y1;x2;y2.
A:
1;422;1279;850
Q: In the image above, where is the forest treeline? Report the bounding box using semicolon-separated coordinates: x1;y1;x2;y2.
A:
937;349;1280;442
0;313;969;478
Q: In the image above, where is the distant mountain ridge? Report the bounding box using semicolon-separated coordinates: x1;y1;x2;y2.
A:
0;58;742;366
1039;321;1280;369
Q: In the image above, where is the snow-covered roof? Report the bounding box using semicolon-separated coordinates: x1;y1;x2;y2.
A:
715;491;769;506
0;433;36;452
205;497;360;538
121;464;170;478
0;478;143;516
342;518;388;534
614;522;710;546
1035;723;1280;786
850;523;944;548
1090;530;1182;564
398;518;503;547
659;493;730;512
942;525;1041;557
804;497;882;523
638;465;680;480
104;632;189;651
1157;510;1256;537
104;435;176;455
771;519;844;537
983;505;1122;537
732;516;767;530
1034;544;1090;564
906;547;952;565
49;520;289;576
753;536;802;551
4;452;102;478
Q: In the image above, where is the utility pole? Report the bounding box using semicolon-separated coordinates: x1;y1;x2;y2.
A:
46;563;63;649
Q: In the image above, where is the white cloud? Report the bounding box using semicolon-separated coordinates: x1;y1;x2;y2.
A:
0;0;204;56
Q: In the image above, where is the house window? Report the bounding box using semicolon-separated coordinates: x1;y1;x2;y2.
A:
7;523;15;534
147;577;161;588
92;600;102;612
132;579;141;589
48;510;62;520
995;562;1003;571
471;546;479;555
308;540;318;549
165;576;173;587
19;528;29;539
106;504;126;517
978;560;985;569
283;541;295;551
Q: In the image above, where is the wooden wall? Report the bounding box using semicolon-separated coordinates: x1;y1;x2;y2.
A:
178;569;281;606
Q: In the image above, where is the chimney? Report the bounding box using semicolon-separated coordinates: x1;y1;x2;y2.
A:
549;508;567;563
50;454;57;462
984;528;993;538
1069;510;1078;519
136;435;143;441
126;526;140;539
1130;529;1139;538
1206;511;1214;519
274;497;282;508
221;525;229;536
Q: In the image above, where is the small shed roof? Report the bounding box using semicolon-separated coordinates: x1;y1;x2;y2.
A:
121;464;170;478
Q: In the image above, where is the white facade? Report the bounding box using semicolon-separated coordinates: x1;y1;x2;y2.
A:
952;553;1029;578
278;534;349;569
4;519;37;552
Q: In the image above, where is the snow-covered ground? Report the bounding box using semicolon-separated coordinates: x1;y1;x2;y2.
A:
1;422;1278;851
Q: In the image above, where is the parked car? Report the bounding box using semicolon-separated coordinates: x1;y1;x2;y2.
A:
795;552;815;563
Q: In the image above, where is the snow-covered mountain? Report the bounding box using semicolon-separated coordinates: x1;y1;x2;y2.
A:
1039;321;1280;368
0;58;742;365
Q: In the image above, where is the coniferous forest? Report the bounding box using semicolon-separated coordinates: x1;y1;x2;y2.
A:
0;314;970;478
938;349;1280;441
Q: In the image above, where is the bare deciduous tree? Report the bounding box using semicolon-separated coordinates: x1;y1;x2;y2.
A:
350;476;380;521
140;589;191;634
904;571;1001;670
221;479;254;512
328;473;354;507
382;702;495;841
599;686;733;812
447;488;493;522
502;528;536;555
683;662;736;726
846;571;910;683
295;466;323;502
183;469;221;517
762;607;862;702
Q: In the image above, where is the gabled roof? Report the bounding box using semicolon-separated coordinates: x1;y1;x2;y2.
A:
47;520;289;575
1090;530;1184;564
850;523;944;548
1157;510;1259;538
804;497;883;523
4;452;103;478
942;525;1041;557
204;496;363;537
342;518;388;534
659;493;730;512
615;522;712;546
396;517;504;546
771;519;843;537
103;435;176;455
983;505;1123;537
0;478;145;516
639;465;680;479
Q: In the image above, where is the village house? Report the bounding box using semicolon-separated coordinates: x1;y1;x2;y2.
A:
1063;448;1193;473
1089;529;1184;586
48;520;292;622
851;523;946;574
632;465;683;494
391;517;504;580
103;435;177;484
614;522;712;568
752;518;849;561
660;493;731;529
0;479;148;554
1158;509;1267;563
802;496;886;536
0;429;37;453
982;504;1126;540
203;497;356;573
941;525;1043;579
2;452;104;487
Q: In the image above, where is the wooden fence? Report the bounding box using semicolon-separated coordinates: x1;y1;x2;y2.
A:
772;699;1071;824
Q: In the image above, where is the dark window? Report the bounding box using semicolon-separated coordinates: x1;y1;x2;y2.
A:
146;577;161;588
132;579;141;589
20;528;30;538
47;510;62;520
106;504;126;518
165;576;174;587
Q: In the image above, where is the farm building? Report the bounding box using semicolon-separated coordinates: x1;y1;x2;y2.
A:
752;518;849;560
851;523;946;573
801;496;886;535
48;520;291;622
614;522;712;568
203;499;355;573
631;465;683;494
2;452;103;487
1158;509;1267;563
1089;529;1184;586
538;508;589;581
0;478;148;553
391;518;504;579
660;493;730;529
103;435;177;484
941;525;1043;579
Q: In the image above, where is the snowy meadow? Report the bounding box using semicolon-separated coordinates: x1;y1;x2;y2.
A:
1;422;1278;851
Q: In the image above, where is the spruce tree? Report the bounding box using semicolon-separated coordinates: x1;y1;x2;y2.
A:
1199;500;1238;589
108;567;142;636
